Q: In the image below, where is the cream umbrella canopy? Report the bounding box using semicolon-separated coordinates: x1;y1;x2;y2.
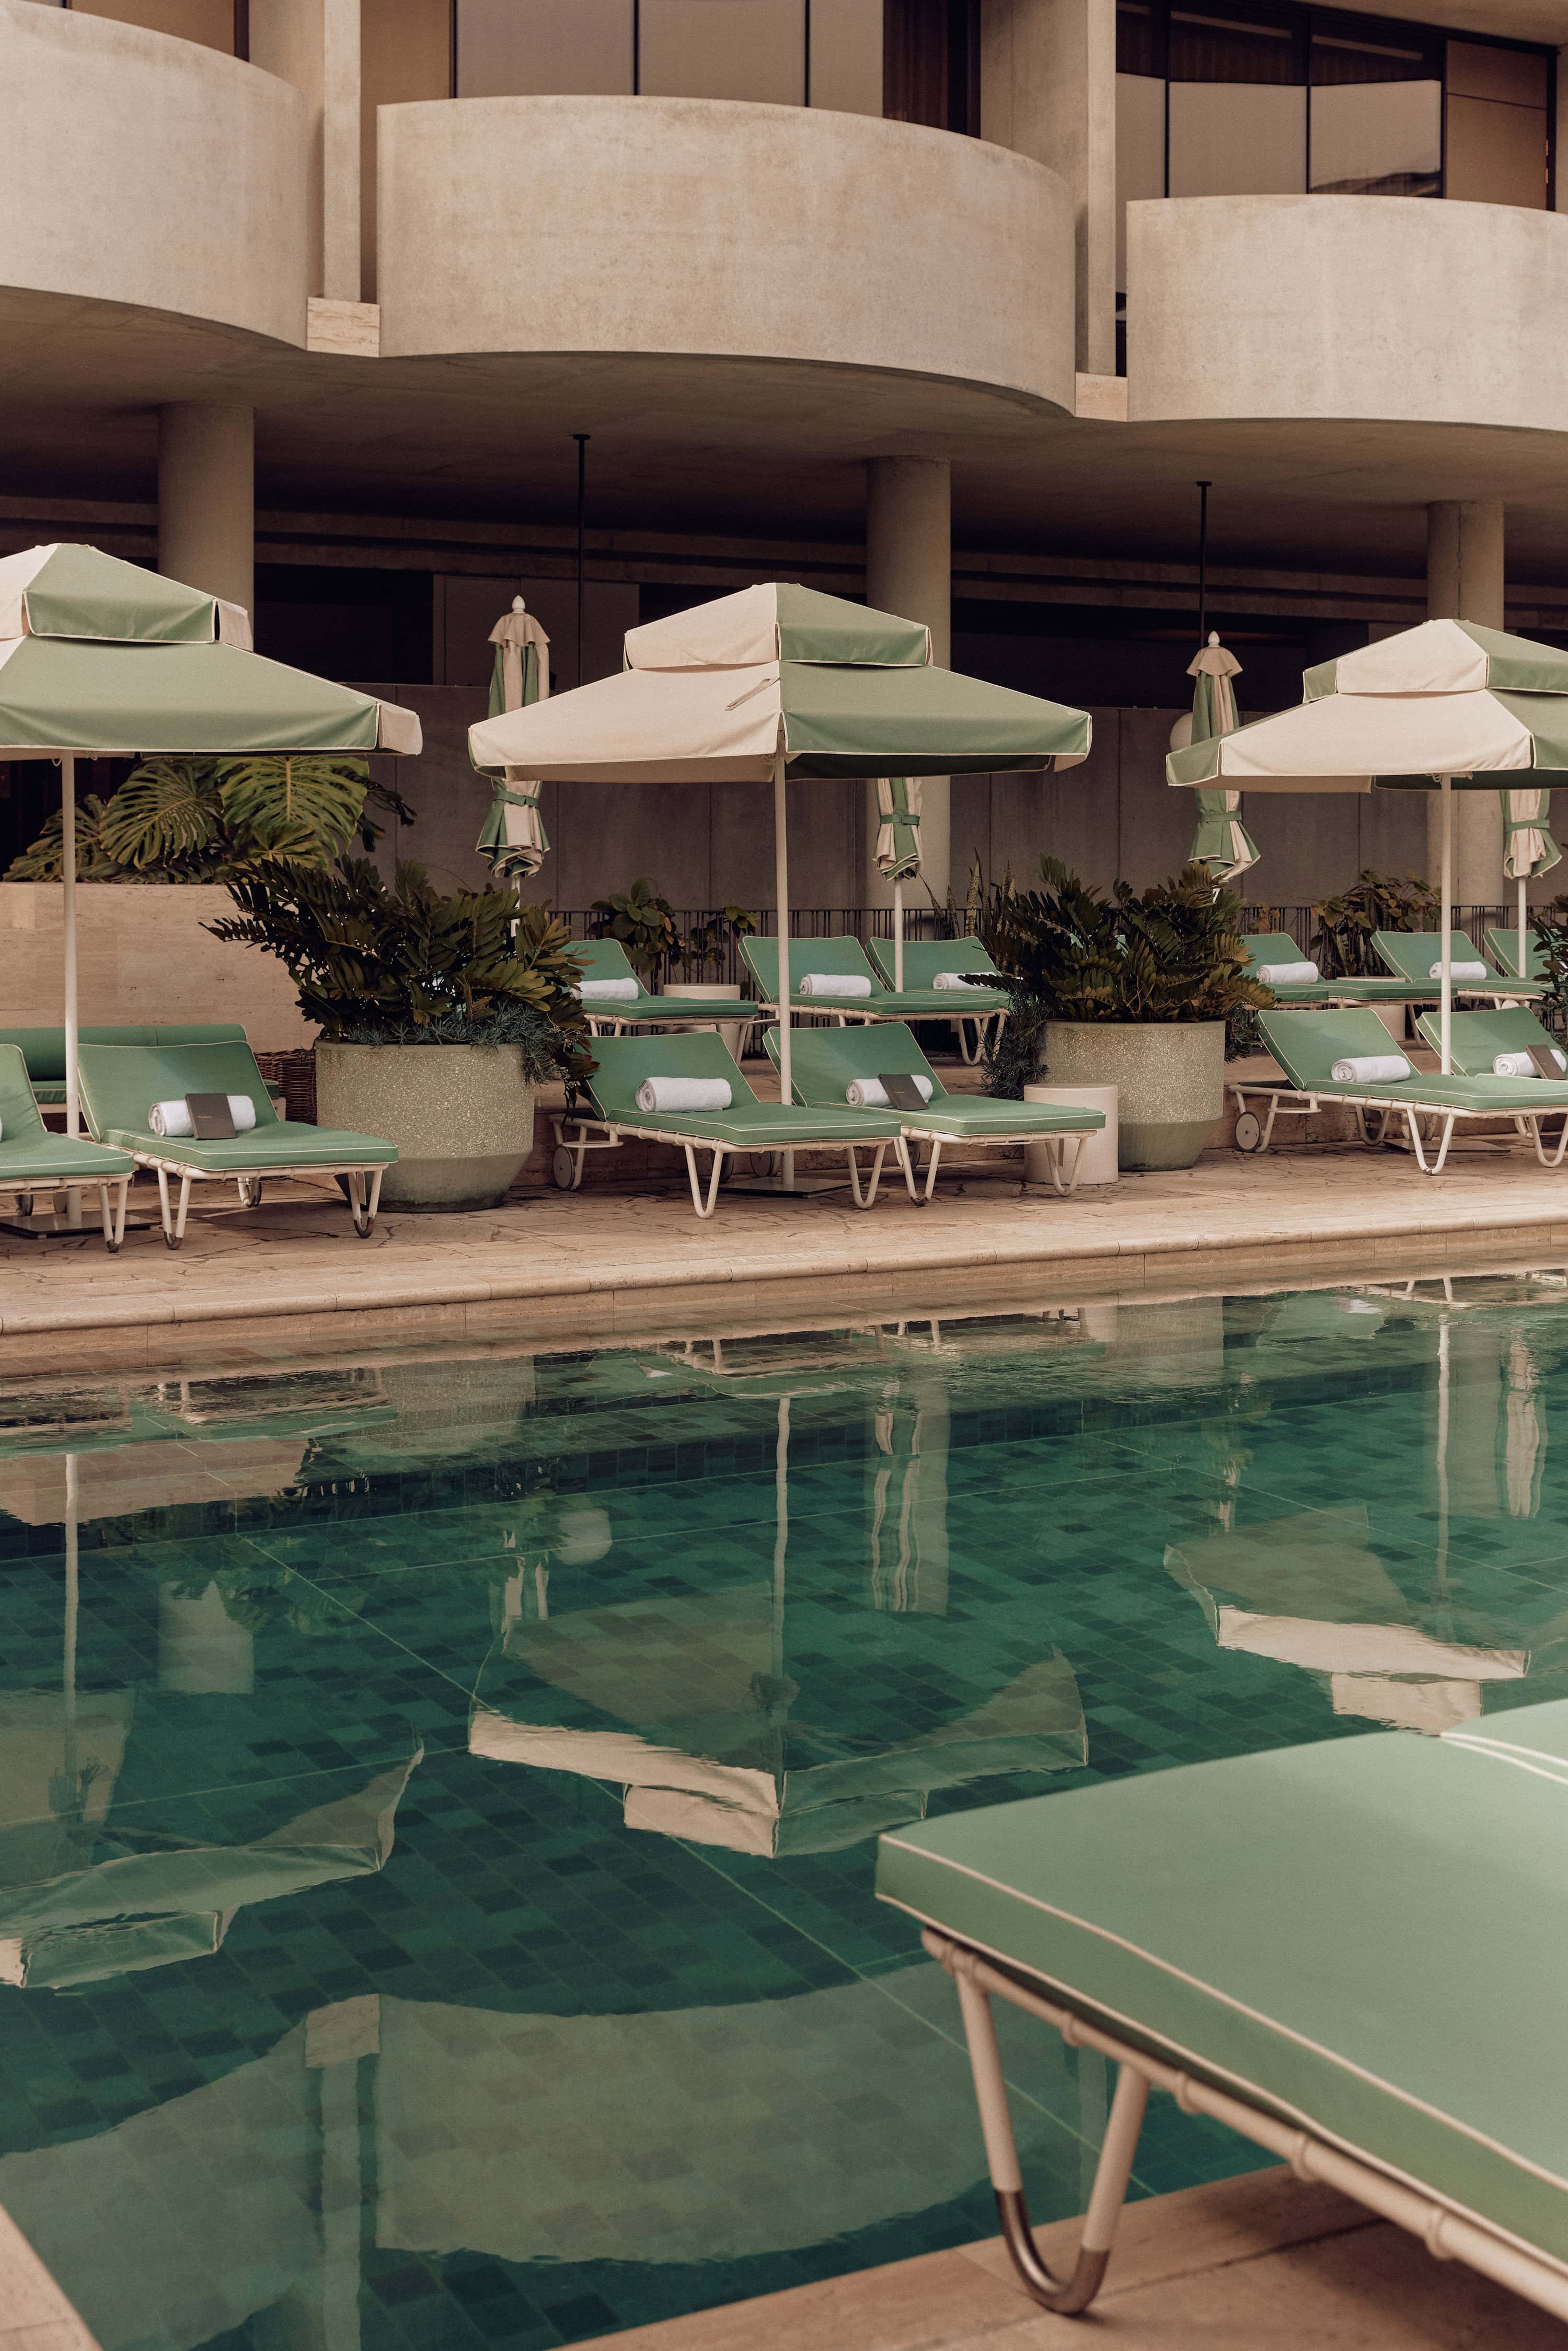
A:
470;583;1091;1113
1168;618;1568;1074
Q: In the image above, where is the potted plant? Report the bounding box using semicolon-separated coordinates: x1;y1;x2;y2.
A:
210;858;589;1210
979;858;1270;1170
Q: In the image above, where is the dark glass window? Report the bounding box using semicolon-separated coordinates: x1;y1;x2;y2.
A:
1310;25;1442;196
1168;8;1306;198
883;0;979;135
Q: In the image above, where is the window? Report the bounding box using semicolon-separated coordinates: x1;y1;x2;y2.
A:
884;0;978;135
1309;26;1441;198
1168;8;1307;202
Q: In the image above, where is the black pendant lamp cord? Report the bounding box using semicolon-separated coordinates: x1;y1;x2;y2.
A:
574;433;591;689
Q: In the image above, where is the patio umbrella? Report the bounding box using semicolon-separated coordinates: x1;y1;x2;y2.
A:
874;776;921;989
1171;635;1258;884
476;595;552;885
0;544;421;1151
470;582;1090;1117
1501;785;1560;979
1168;617;1568;1073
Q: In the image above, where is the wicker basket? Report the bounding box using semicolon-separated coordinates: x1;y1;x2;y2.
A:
253;1047;316;1124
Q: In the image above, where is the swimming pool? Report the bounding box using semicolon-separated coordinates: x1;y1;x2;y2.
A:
2;1274;1566;2348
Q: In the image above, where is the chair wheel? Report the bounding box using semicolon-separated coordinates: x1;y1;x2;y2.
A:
1235;1111;1263;1153
163;1230;181;1250
552;1145;578;1190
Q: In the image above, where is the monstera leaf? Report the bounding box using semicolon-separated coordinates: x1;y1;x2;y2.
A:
98;758;225;869
215;756;367;863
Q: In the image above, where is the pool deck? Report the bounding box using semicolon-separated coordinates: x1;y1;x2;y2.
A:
4;1055;1568;1372
593;2168;1568;2351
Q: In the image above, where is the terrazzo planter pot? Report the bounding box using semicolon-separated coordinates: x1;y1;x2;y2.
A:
315;1043;535;1211
1042;1021;1225;1171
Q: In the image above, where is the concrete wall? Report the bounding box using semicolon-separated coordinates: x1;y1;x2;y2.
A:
0;886;315;1049
376;96;1077;409
1127;194;1568;430
373;689;1435;913
0;0;309;345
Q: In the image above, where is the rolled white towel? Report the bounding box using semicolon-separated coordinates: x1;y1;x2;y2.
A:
932;969;1002;989
1428;959;1489;982
798;972;872;998
1330;1055;1411;1084
576;977;640;1002
635;1077;732;1114
1495;1049;1567;1078
1255;959;1320;985
148;1094;258;1138
845;1075;934;1108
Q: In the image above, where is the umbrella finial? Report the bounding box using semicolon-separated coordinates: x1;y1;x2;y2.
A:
512;594;526;613
1208;630;1219;647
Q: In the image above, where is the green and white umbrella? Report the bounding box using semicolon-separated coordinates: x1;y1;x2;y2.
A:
471;582;1089;1116
0;544;421;1144
476;595;551;885
1500;785;1560;979
1173;635;1258;884
1168;617;1568;1071
874;776;921;988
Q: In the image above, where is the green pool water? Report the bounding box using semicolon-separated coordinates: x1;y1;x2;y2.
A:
3;1274;1567;2349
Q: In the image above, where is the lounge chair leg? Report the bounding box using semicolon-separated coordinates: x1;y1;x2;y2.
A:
894;1136;921;1203
922;1138;943;1203
846;1144;886;1209
684;1144;725;1218
350;1168;382;1237
97;1184;116;1251
111;1180;128;1251
1052;1136;1084;1197
155;1166;177;1249
952;1962;1147;2317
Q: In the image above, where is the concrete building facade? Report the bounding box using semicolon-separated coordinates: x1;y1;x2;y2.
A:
4;0;1568;919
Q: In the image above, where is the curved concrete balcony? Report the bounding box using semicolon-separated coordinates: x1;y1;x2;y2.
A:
1126;195;1568;433
0;0;308;348
376;97;1076;414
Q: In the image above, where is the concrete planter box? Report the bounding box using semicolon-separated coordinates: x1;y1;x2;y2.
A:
315;1043;536;1211
1042;1021;1225;1170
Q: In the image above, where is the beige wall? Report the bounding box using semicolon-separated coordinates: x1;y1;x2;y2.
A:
0;886;315;1050
360;0;448;299
981;0;1117;373
0;0;308;344
1127;193;1568;430
377;96;1076;409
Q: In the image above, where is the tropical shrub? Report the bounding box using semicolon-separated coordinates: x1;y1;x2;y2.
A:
977;857;1270;1097
1310;870;1438;979
208;858;590;1082
590;878;682;976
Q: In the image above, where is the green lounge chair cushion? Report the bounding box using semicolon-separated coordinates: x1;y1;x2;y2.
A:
571;938;759;1024
864;936;1010;1011
77;1041;396;1169
1484;929;1548;983
1373;931;1547;997
763;1022;1104;1138
1414;1007;1566;1078
1239;938;1442;1006
877;1701;1568;2269
1260;1010;1568;1113
0;1045;134;1182
586;1031;898;1147
743;935;1008;1016
0;1024;249;1099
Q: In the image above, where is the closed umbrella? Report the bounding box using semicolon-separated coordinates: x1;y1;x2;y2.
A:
874;776;921;989
1501;786;1560;979
1175;635;1258;884
1168;617;1568;1073
475;595;551;884
470;582;1089;1125
0;544;420;1161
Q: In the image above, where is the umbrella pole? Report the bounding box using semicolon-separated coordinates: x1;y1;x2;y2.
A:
1439;775;1453;1076
1519;873;1529;979
774;752;793;1184
894;878;905;993
62;755;83;1229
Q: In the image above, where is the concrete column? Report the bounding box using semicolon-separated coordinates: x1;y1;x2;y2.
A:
1426;501;1505;901
158;405;255;614
979;0;1116;374
865;457;951;909
251;0;361;299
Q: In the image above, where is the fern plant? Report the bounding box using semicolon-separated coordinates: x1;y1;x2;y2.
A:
977;857;1270;1096
5;755;412;883
207;858;591;1081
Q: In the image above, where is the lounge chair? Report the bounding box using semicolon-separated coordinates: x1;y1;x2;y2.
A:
550;1031;899;1217
875;1702;1568;2326
1231;1008;1568;1172
0;1024;252;1121
76;1039;397;1247
0;1044;133;1250
1239;935;1415;1008
864;937;1010;1064
1484;929;1550;986
1415;1005;1568;1084
742;935;1001;1034
1373;930;1548;1004
568;939;761;1039
762;1020;1103;1203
